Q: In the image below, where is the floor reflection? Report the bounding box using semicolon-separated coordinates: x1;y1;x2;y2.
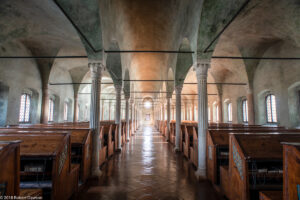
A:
78;126;223;200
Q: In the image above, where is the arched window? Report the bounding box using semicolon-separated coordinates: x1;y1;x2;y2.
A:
228;103;232;122
242;99;248;123
63;102;68;121
48;99;54;122
19;93;31;122
216;105;219;122
266;94;277;123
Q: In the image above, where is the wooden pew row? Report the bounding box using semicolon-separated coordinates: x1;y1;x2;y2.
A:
205;127;288;185
224;133;300;200
2;122;120;183
0;131;79;200
1;127;92;184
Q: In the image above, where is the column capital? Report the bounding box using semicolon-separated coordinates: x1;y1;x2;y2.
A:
166;92;173;99
175;85;183;93
88;62;105;78
194;59;210;76
125;96;130;101
114;84;122;93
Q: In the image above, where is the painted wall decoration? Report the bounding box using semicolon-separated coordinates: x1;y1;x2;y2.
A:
232;143;244;180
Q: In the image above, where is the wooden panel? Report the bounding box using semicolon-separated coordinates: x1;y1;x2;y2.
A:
283;143;300;200
220;165;230;199
0;141;20;196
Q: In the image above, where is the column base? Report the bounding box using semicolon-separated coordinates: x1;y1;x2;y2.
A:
174;147;180;153
195;168;207;180
91;168;102;178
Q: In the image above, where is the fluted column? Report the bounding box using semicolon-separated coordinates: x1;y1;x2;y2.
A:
89;62;104;177
218;95;223;122
115;84;122;151
166;97;171;141
125;96;130;142
73;93;79;122
101;100;104;121
247;89;255;125
130;100;134;136
175;85;183;152
194;60;210;179
41;86;49;123
192;101;195;121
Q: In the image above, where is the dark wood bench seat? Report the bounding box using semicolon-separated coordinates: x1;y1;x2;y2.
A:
229;133;300;200
0;127;92;183
0;132;79;200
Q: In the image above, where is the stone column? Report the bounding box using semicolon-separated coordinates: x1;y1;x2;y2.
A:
41;86;49;124
194;60;210;179
108;101;111;120
218;95;223;123
192;101;195;121
166;97;171;141
73;93;78;122
172;105;175;120
101;100;104;121
184;103;188;121
135;107;138;129
89;62;103;177
125;96;130;142
247;89;255;125
115;84;122;151
130;100;134;135
174;85;183;152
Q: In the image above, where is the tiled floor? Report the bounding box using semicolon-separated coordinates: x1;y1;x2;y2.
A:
78;126;223;200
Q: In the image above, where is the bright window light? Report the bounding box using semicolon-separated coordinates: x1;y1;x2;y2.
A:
144;101;152;109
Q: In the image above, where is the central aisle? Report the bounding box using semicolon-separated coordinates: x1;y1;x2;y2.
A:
79;126;222;200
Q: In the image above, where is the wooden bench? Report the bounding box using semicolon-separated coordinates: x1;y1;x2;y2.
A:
283;142;300;200
1;127;92;184
206;127;288;185
0;132;79;200
0;141;20;196
228;133;300;200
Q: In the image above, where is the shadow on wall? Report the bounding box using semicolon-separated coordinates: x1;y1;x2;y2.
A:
0;82;9;126
288;82;300;128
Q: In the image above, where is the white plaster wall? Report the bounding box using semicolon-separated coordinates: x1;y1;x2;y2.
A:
48;65;74;122
253;41;300;127
0;41;42;125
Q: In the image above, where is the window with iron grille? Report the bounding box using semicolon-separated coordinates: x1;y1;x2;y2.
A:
48;99;54;122
242;99;248;123
19;93;31;123
63;102;68;121
266;94;277;123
